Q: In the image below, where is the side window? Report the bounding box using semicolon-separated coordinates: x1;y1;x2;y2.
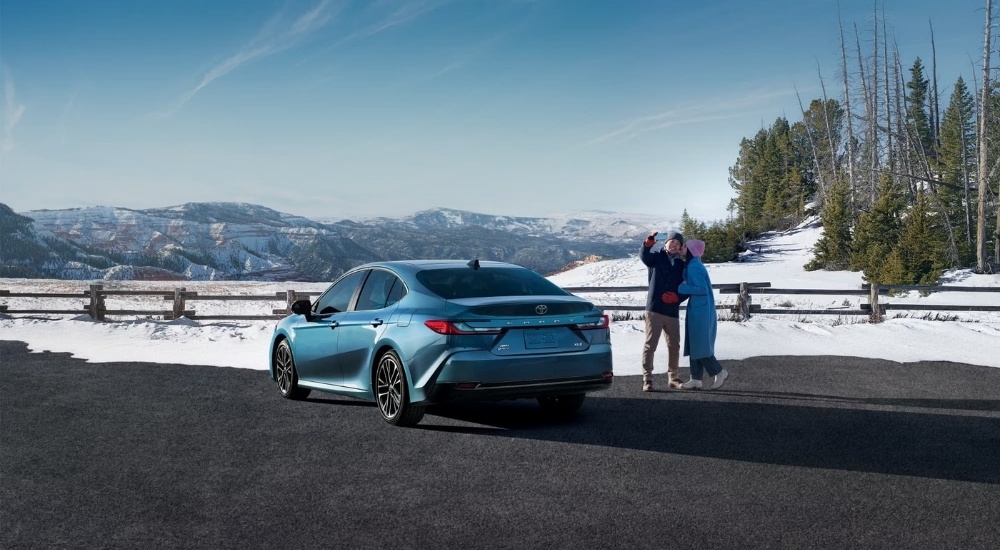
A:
385;277;406;307
314;270;368;315
355;269;404;311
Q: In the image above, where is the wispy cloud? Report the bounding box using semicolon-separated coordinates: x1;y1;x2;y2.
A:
155;0;341;118
292;0;459;71
338;0;454;45
2;64;26;153
586;88;799;146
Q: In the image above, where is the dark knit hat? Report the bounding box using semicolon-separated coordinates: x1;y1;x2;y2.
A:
662;231;684;244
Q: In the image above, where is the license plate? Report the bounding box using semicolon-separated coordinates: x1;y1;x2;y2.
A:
524;330;557;349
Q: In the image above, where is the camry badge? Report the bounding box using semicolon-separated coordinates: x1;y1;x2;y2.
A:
535;305;548;315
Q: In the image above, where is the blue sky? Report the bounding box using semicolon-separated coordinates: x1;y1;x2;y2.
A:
0;0;987;222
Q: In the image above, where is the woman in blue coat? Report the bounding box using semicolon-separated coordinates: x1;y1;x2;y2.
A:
677;239;729;390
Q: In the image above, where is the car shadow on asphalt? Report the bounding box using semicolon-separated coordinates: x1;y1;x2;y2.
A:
419;393;1000;485
714;389;1000;412
303;395;375;408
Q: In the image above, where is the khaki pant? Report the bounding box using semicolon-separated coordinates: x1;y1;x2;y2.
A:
642;311;680;381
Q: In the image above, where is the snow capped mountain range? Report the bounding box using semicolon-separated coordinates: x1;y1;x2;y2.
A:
1;202;682;281
320;207;682;242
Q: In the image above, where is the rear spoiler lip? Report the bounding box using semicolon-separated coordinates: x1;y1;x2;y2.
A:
447;294;585;307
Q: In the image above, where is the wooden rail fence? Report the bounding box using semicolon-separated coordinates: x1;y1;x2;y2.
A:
566;282;1000;322
1;282;998;324
0;285;323;322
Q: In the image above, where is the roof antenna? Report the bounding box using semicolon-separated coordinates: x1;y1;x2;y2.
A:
467;258;480;270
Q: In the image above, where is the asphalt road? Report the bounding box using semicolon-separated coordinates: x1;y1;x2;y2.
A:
2;339;999;550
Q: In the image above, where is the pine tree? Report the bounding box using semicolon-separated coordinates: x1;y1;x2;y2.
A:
935;76;977;262
896;191;950;284
729;117;813;233
700;220;745;263
850;175;903;283
905;58;934;160
680;209;706;240
678;211;745;263
759;119;794;229
797;98;844;205
805;180;853;271
729;129;770;233
986;82;1000;269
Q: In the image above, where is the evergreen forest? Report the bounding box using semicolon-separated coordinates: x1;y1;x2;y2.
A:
689;1;999;287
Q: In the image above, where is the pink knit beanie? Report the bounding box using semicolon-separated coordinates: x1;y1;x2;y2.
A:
686;239;706;258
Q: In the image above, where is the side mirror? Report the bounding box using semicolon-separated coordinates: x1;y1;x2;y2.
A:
290;299;312;316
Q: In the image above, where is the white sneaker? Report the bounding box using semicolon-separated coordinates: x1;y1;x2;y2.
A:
708;369;729;390
680;379;702;390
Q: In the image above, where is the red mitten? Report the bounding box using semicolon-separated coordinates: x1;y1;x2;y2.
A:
661;291;679;304
644;237;656;247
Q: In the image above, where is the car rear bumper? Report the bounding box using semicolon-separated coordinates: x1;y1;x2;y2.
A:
426;374;612;403
417;346;613;403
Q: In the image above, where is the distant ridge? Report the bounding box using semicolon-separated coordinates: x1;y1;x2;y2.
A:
1;202;679;282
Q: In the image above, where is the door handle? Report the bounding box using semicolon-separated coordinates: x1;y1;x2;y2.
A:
328;321;339;329
370;318;384;327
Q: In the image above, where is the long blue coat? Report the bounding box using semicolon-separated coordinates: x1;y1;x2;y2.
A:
678;257;717;360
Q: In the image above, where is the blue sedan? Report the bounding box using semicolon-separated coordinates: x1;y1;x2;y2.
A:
269;259;613;426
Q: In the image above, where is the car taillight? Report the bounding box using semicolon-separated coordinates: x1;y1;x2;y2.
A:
424;320;503;335
576;314;609;330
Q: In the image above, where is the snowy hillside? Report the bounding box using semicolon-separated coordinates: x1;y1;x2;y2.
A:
550;218;1000;323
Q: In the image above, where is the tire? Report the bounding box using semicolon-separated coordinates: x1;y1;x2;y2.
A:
537;393;586;417
274;339;311;400
375;350;425;427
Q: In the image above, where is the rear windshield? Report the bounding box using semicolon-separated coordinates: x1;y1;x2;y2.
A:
415;267;569;299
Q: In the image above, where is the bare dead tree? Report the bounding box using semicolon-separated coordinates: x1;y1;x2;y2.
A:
883;8;893;170
855;22;878;206
977;0;992;273
961;96;974;245
994;7;1000;267
967;53;984;249
817;64;842;186
871;2;883;192
930;20;941;152
839;11;858;211
894;47;917;200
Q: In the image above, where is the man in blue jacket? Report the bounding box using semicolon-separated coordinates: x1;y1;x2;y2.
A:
639;230;688;391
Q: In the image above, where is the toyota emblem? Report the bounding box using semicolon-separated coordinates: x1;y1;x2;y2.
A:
535;305;548;315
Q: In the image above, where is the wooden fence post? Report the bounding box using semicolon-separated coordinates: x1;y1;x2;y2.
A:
88;284;105;321
172;287;187;320
286;290;298;314
869;283;883;324
737;282;752;321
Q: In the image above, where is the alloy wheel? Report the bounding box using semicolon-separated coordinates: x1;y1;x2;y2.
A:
275;342;293;395
376;353;402;420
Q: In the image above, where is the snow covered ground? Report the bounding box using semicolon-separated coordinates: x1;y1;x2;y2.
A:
2;221;999;373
